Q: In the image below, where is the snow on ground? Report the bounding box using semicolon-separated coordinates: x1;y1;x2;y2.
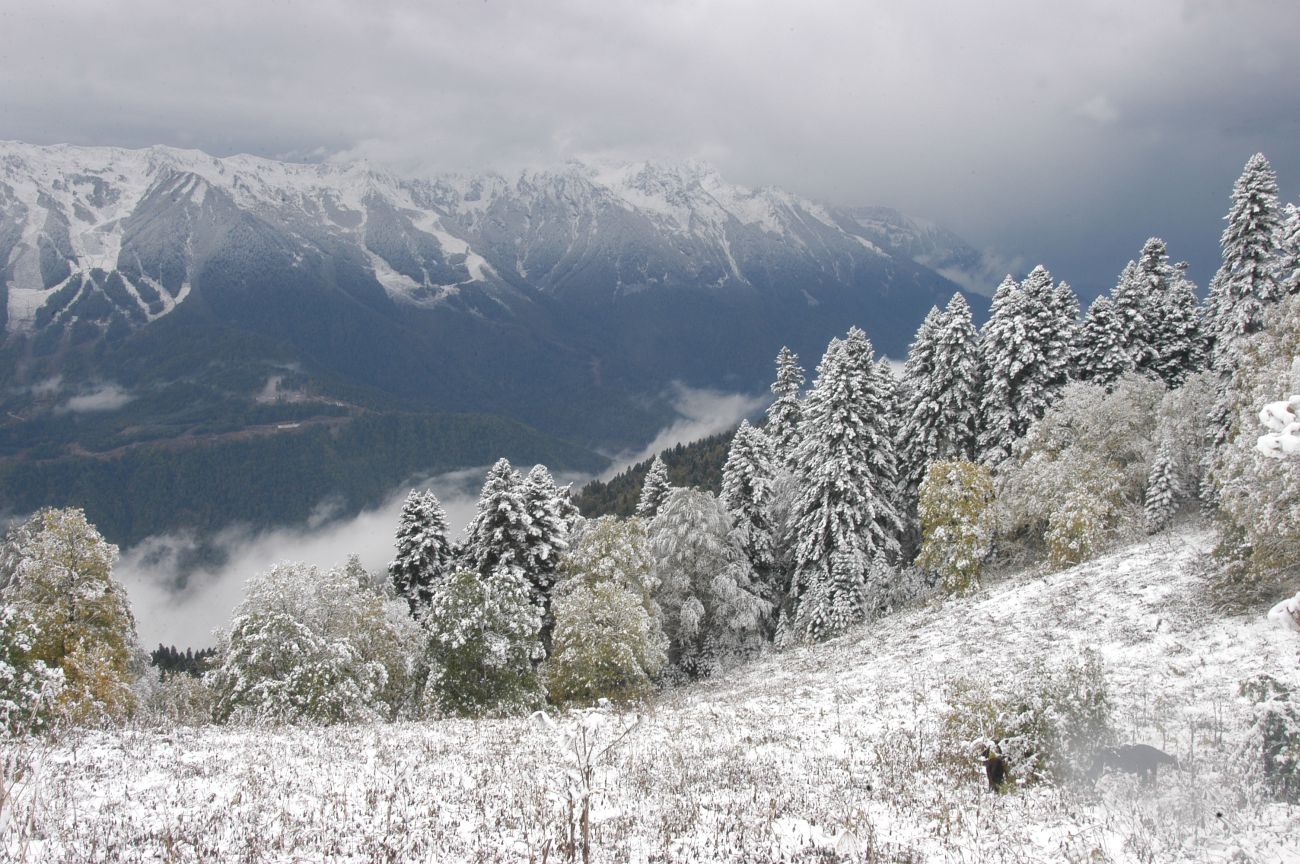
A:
5;525;1298;862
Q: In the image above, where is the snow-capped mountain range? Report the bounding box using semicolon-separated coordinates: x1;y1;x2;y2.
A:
0;141;984;445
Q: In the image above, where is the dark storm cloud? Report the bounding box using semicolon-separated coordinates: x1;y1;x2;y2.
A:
2;0;1297;296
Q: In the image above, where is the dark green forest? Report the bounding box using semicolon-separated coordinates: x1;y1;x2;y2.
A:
574;430;736;518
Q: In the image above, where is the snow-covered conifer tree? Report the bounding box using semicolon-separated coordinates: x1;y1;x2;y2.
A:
786;329;902;642
521;464;576;650
635;454;672;519
766;346;805;466
1276;202;1300;297
1051;279;1082;373
1111;261;1158;374
649;488;767;676
521;464;574;598
719;420;779;612
979;267;1073;464
1026;267;1076;400
460;459;534;579
388;490;452;614
1212;153;1282;367
1076;296;1132;389
1144;444;1181;533
897;295;982;518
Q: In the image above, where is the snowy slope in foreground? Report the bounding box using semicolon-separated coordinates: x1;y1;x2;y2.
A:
10;526;1299;863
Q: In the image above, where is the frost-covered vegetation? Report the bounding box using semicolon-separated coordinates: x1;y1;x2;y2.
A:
3;152;1300;860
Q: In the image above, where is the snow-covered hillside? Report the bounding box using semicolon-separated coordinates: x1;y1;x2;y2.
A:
7;526;1297;862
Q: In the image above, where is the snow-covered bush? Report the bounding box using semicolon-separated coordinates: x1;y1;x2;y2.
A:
209;562;420;725
544;517;666;706
422;567;543;718
945;651;1112;787
1239;675;1300;803
1269;591;1300;634
545;581;667;707
996;376;1164;568
134;668;216;728
1254;390;1300;459
648;489;767;678
915;460;994;593
0;508;138;725
1211;294;1300;575
0;606;63;735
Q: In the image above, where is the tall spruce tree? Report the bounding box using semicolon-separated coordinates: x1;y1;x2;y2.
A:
1212;153;1282;367
521;464;575;604
388;490;453;614
1076;295;1132;389
1144;444;1181;533
1026;267;1076;400
977;275;1023;465
979;266;1073;465
461;459;534;579
1148;252;1206;386
720;420;779;612
1111;261;1157;374
1277;202;1300;297
766;347;806;467
897;295;982;519
636;454;672;519
786;329;902;642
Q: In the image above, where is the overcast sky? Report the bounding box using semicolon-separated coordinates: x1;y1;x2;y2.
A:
2;0;1297;296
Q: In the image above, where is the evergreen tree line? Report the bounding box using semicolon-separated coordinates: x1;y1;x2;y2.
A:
3;153;1296;729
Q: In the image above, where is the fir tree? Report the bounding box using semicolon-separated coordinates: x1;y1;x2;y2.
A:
766;346;805;467
636;454;672;519
388;490;452;614
520;465;574;596
649;488;767;677
1276;202;1300;297
1111;261;1157;374
521;465;576;651
979;267;1073;465
1025;266;1076;400
461;459;534;579
719;420;779;611
896;296;981;520
1076;296;1132;389
786;329;902;642
1158;260;1206;386
1144;444;1181;534
1212;153;1282;367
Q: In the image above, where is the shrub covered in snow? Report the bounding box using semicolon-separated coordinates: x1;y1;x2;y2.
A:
545;580;667;707
1239;675;1300;803
1211;294;1300;574
649;489;767;679
0;606;63;735
996;376;1164;568
0;508;138;725
209;562;420;725
422;567;543;718
545;518;666;706
945;651;1112;787
915;460;994;593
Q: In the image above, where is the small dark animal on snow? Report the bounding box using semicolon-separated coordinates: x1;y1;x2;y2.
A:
1087;744;1179;784
974;740;1009;793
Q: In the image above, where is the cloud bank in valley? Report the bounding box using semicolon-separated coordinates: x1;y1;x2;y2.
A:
117;385;759;647
115;469;486;648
